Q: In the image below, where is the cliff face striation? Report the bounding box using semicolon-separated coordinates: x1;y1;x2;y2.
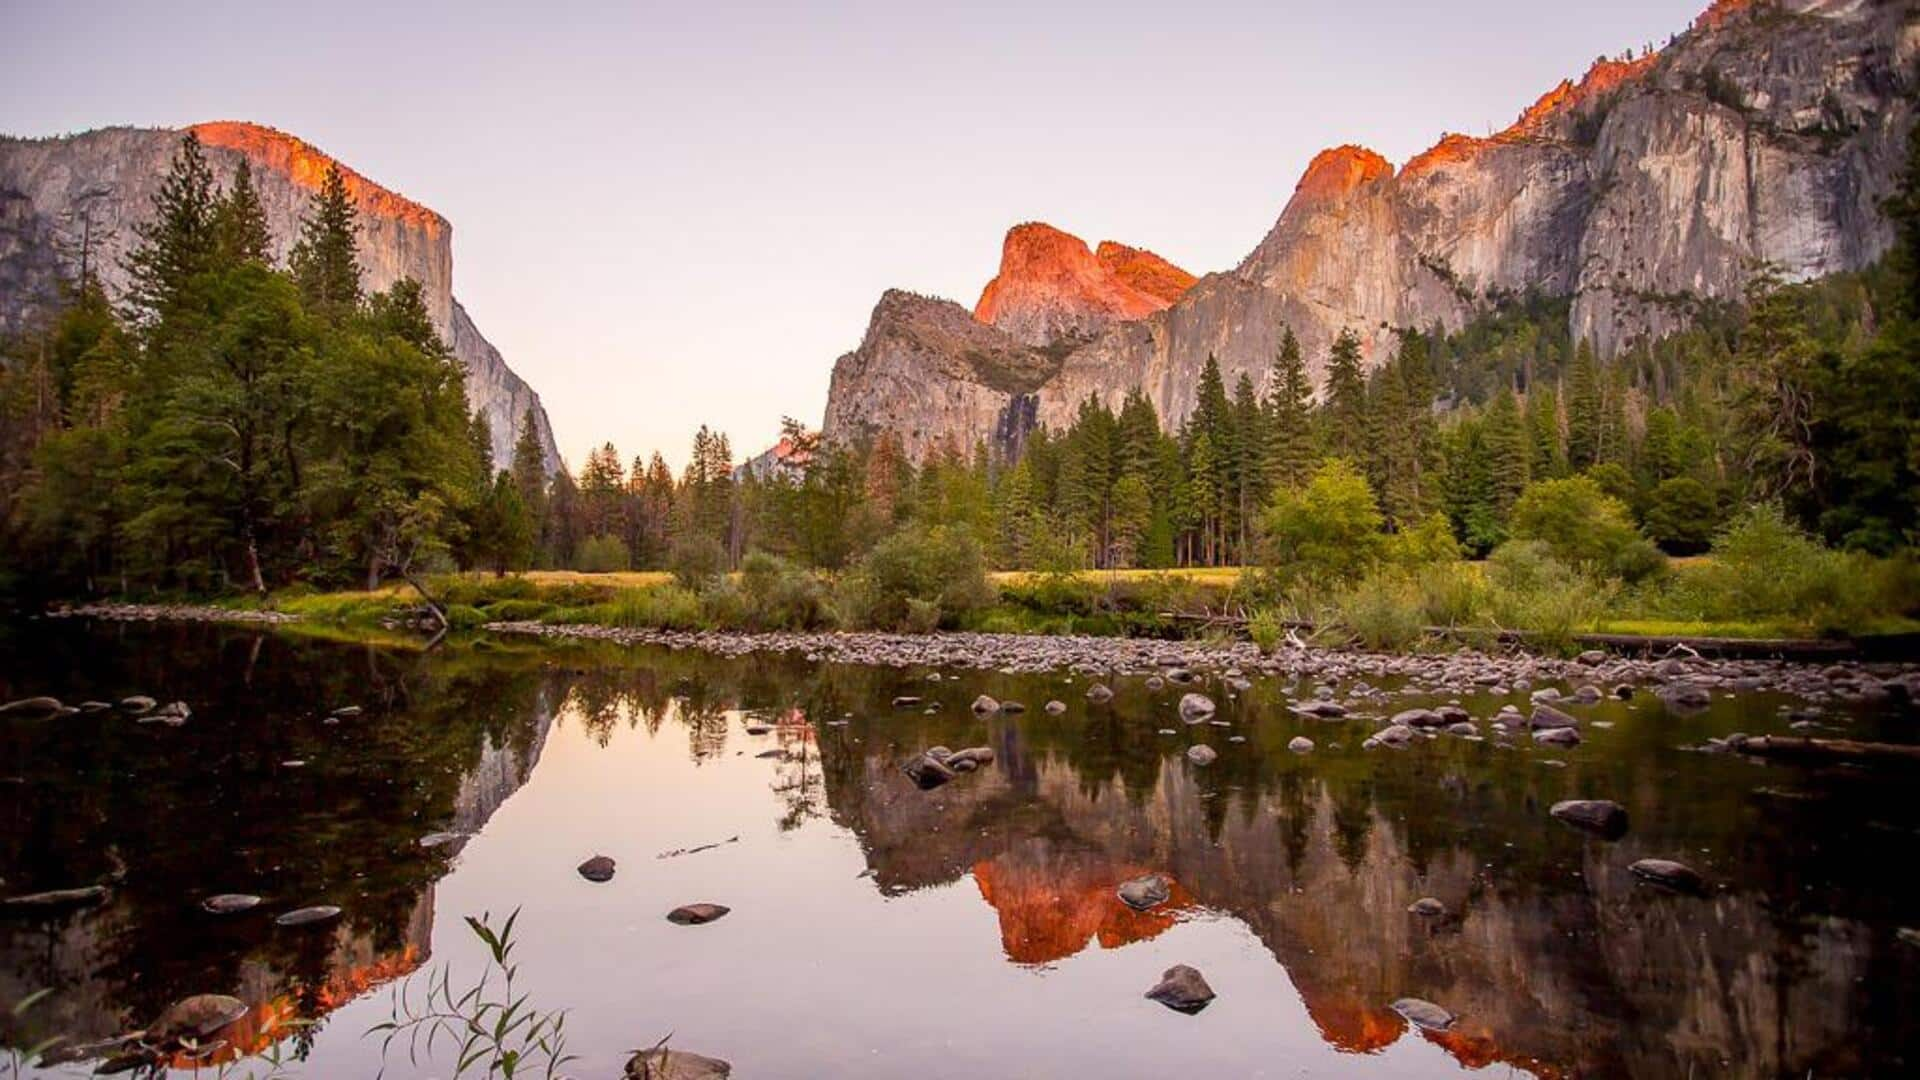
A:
821;0;1918;459
0;121;562;472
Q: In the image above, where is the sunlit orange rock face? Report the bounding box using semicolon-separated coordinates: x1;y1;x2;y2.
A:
974;222;1194;347
1401;53;1658;179
971;853;1190;965
1289;145;1394;204
190;121;445;235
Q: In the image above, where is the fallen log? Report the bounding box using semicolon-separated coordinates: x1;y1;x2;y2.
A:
1736;735;1920;764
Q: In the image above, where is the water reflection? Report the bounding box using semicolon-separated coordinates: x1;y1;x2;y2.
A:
3;622;1919;1077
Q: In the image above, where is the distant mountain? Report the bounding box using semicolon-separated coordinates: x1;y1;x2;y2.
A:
0;121;563;473
822;0;1917;459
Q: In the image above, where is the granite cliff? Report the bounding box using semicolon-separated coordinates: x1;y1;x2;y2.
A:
822;0;1918;458
0;122;562;472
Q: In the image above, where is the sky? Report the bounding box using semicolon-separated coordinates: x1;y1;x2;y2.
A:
2;0;1706;472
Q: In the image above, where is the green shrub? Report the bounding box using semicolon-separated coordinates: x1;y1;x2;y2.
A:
574;534;629;573
1332;573;1427;652
1485;540;1612;651
443;603;487;630
483;598;554;622
1385;513;1461;567
1247;608;1288;653
1642;477;1719;554
586;585;702;630
1510;476;1665;582
737;552;832;630
839;525;992;631
1259;459;1385;588
1414;561;1485;627
670;534;729;592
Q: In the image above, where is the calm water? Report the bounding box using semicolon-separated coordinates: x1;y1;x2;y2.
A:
3;620;1919;1078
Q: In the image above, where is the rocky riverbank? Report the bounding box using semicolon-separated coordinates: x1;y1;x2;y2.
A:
46;602;298;625
484;620;1920;706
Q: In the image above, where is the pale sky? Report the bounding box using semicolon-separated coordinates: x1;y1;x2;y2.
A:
3;0;1704;471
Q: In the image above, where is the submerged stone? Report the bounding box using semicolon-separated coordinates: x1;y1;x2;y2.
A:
1408;897;1446;917
2;884;108;913
1179;693;1216;722
1631;858;1706;894
0;696;63;717
201;893;262;915
150;994;249;1043
1186;744;1218;766
626;1047;733;1078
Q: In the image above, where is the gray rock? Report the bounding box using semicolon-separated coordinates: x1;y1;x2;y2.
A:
945;746;995;769
578;855;617;883
903;752;958;790
1116;873;1172;911
1144;964;1215;1013
971;694;1001;714
1178;693;1216;722
1630;858;1706;894
0;696;63;717
1532;725;1582;747
201;893;262;914
1287;736;1315;753
1374;723;1415;747
1391;708;1443;728
1530;703;1580;730
1407;897;1446;917
1145;676;1165;691
118;695;157;713
667;902;730;925
626;1048;733;1079
2;884;108;913
1045;700;1067;715
1550;799;1629;839
1186;744;1218;766
1658;682;1713;710
1085;683;1114;704
1000;700;1028;714
1391;997;1455;1031
149;994;249;1044
274;904;341;927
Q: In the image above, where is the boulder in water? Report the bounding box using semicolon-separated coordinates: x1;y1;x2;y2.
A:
1178;693;1216;722
1116;873;1171;912
1144;964;1215;1013
2;884;108;914
578;855;617;883
667;903;730;925
201;894;262;915
626;1048;733;1078
1550;799;1629;839
274;905;341;927
971;695;1001;714
1085;684;1114;704
149;994;249;1044
1391;997;1455;1031
0;696;63;717
1631;858;1706;894
1186;744;1218;766
1287;736;1314;753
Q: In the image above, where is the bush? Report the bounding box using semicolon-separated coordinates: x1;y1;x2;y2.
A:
670;534;729;591
574;534;629;573
1386;513;1462;567
444;603;488;630
1642;477;1719;554
1693;503;1848;621
839;525;993;631
1247;608;1288;653
1332;574;1427;652
1485;540;1612;652
1413;561;1485;627
738;551;832;630
583;585;703;630
482;598;554;622
1260;459;1385;588
1510;476;1664;582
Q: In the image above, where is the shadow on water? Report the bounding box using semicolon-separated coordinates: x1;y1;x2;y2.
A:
3;619;1919;1076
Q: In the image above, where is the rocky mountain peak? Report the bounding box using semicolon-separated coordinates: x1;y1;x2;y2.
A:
974;222;1194;347
1288;145;1394;205
189;121;446;235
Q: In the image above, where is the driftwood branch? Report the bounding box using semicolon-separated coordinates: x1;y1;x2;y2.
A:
1737;736;1920;764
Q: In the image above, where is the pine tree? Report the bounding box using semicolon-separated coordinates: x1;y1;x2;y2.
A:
1566;339;1602;470
1321;328;1368;465
212;158;273;266
1229;371;1266;560
1265;327;1313;490
508;405;549;561
1525;385;1566;479
290;164;362;319
1484;387;1530;518
124;131;218;324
